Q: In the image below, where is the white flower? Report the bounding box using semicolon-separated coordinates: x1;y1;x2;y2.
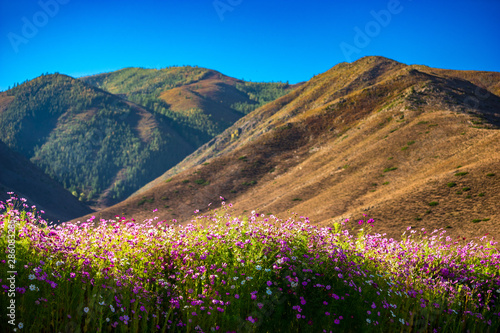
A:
99;301;105;305
255;265;262;270
231;285;236;289
28;274;35;280
241;280;246;285
56;261;63;266
110;305;115;312
399;318;405;325
18;322;24;329
29;284;36;291
83;307;89;313
266;289;272;295
106;318;110;322
233;277;238;280
366;318;371;323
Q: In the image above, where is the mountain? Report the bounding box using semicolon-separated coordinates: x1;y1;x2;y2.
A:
0;70;294;207
0;74;194;206
81;66;297;147
0;140;92;222
79;56;500;241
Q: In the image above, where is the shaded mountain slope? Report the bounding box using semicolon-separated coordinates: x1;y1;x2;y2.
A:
74;57;500;240
0;140;92;222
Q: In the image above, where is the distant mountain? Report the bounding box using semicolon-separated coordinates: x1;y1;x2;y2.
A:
0;69;295;207
0;140;92;222
82;66;297;147
0;74;194;206
83;56;500;240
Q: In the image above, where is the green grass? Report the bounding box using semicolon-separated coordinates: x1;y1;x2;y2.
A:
292;198;302;201
182;179;190;183
478;193;485;197
471;219;482;223
455;172;469;177
462;187;471;192
137;196;154;206
165;178;173;183
486;173;495;177
446;182;457;188
194;179;210;185
428;201;439;207
383;167;398;172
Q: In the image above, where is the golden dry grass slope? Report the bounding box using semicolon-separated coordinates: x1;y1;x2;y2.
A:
78;56;500;241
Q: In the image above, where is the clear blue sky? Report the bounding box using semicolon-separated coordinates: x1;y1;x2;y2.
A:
1;0;499;91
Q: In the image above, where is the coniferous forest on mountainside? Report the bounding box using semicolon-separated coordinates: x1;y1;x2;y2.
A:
0;68;294;206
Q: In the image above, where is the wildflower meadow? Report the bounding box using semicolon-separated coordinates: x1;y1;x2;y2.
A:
1;194;499;332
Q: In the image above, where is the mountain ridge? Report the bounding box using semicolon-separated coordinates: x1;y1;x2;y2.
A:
76;56;500;241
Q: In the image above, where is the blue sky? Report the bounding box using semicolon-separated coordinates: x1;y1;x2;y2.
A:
1;0;499;91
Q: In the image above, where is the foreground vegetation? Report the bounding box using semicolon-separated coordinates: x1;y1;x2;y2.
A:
1;194;499;332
